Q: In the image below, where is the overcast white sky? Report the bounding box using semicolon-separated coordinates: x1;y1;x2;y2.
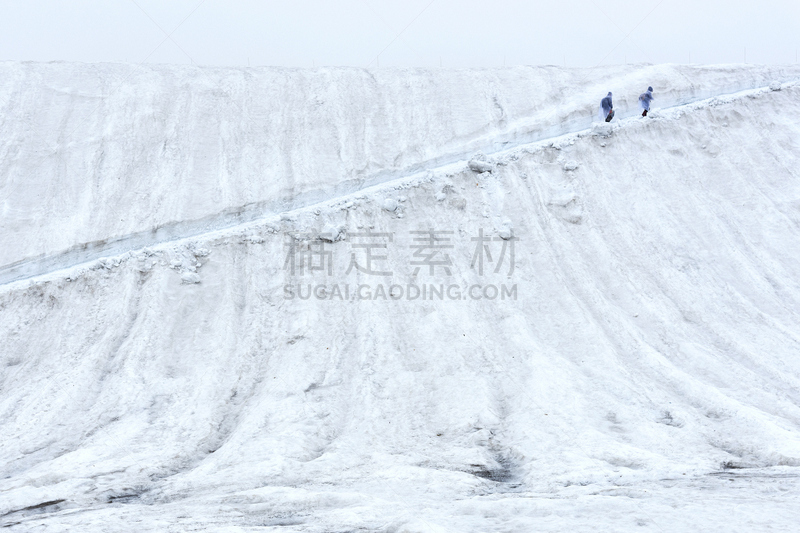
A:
0;1;798;68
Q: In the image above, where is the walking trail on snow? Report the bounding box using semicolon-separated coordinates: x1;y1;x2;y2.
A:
1;77;795;289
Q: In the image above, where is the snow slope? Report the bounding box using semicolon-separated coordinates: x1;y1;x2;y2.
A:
2;62;800;270
2;65;800;532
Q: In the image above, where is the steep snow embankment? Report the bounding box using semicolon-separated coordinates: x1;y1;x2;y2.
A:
1;73;800;532
2;62;800;272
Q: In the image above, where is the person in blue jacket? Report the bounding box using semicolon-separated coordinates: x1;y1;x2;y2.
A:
600;92;614;122
639;86;654;116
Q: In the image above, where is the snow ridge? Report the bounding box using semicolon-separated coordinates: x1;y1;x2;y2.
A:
0;79;793;289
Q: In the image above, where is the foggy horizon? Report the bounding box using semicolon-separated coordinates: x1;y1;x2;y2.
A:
1;0;798;68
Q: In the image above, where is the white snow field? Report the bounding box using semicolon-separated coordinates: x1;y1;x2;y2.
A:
2;63;800;531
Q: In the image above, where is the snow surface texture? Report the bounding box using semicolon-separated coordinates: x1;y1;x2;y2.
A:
3;62;800;271
2;64;800;531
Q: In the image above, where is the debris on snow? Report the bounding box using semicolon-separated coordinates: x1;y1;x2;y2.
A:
382;198;399;212
319;224;345;242
468;154;493;173
592;123;613;138
180;272;201;284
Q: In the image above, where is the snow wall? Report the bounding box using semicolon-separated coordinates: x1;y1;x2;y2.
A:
2;64;800;531
2;62;800;269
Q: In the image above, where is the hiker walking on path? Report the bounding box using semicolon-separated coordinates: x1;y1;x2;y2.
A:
600;92;614;122
639;86;654;116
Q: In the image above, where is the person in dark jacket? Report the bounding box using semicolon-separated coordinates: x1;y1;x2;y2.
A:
639;86;654;116
600;92;614;122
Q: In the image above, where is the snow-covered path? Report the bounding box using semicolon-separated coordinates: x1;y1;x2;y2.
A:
3;62;800;269
1;76;796;288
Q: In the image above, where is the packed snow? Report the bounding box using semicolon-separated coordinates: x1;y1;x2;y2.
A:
2;63;800;532
3;61;800;270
